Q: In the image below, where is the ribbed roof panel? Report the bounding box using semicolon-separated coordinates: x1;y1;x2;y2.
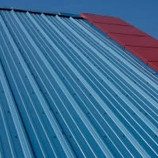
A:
0;10;158;158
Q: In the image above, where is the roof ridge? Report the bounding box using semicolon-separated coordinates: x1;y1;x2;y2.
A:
0;7;82;19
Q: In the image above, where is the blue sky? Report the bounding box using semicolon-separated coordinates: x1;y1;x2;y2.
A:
1;0;158;39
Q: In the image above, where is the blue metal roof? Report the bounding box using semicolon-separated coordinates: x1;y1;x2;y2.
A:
0;9;158;158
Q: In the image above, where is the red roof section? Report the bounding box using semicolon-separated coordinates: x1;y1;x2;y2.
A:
81;13;158;72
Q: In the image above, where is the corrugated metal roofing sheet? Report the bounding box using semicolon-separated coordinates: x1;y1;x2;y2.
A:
0;10;158;158
81;13;158;72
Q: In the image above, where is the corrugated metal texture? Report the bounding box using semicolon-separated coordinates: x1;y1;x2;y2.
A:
81;13;158;72
0;10;158;158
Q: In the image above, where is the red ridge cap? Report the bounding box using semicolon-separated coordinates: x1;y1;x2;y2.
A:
81;13;158;72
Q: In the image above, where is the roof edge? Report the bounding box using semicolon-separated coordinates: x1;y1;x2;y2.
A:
81;13;158;72
81;13;156;38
